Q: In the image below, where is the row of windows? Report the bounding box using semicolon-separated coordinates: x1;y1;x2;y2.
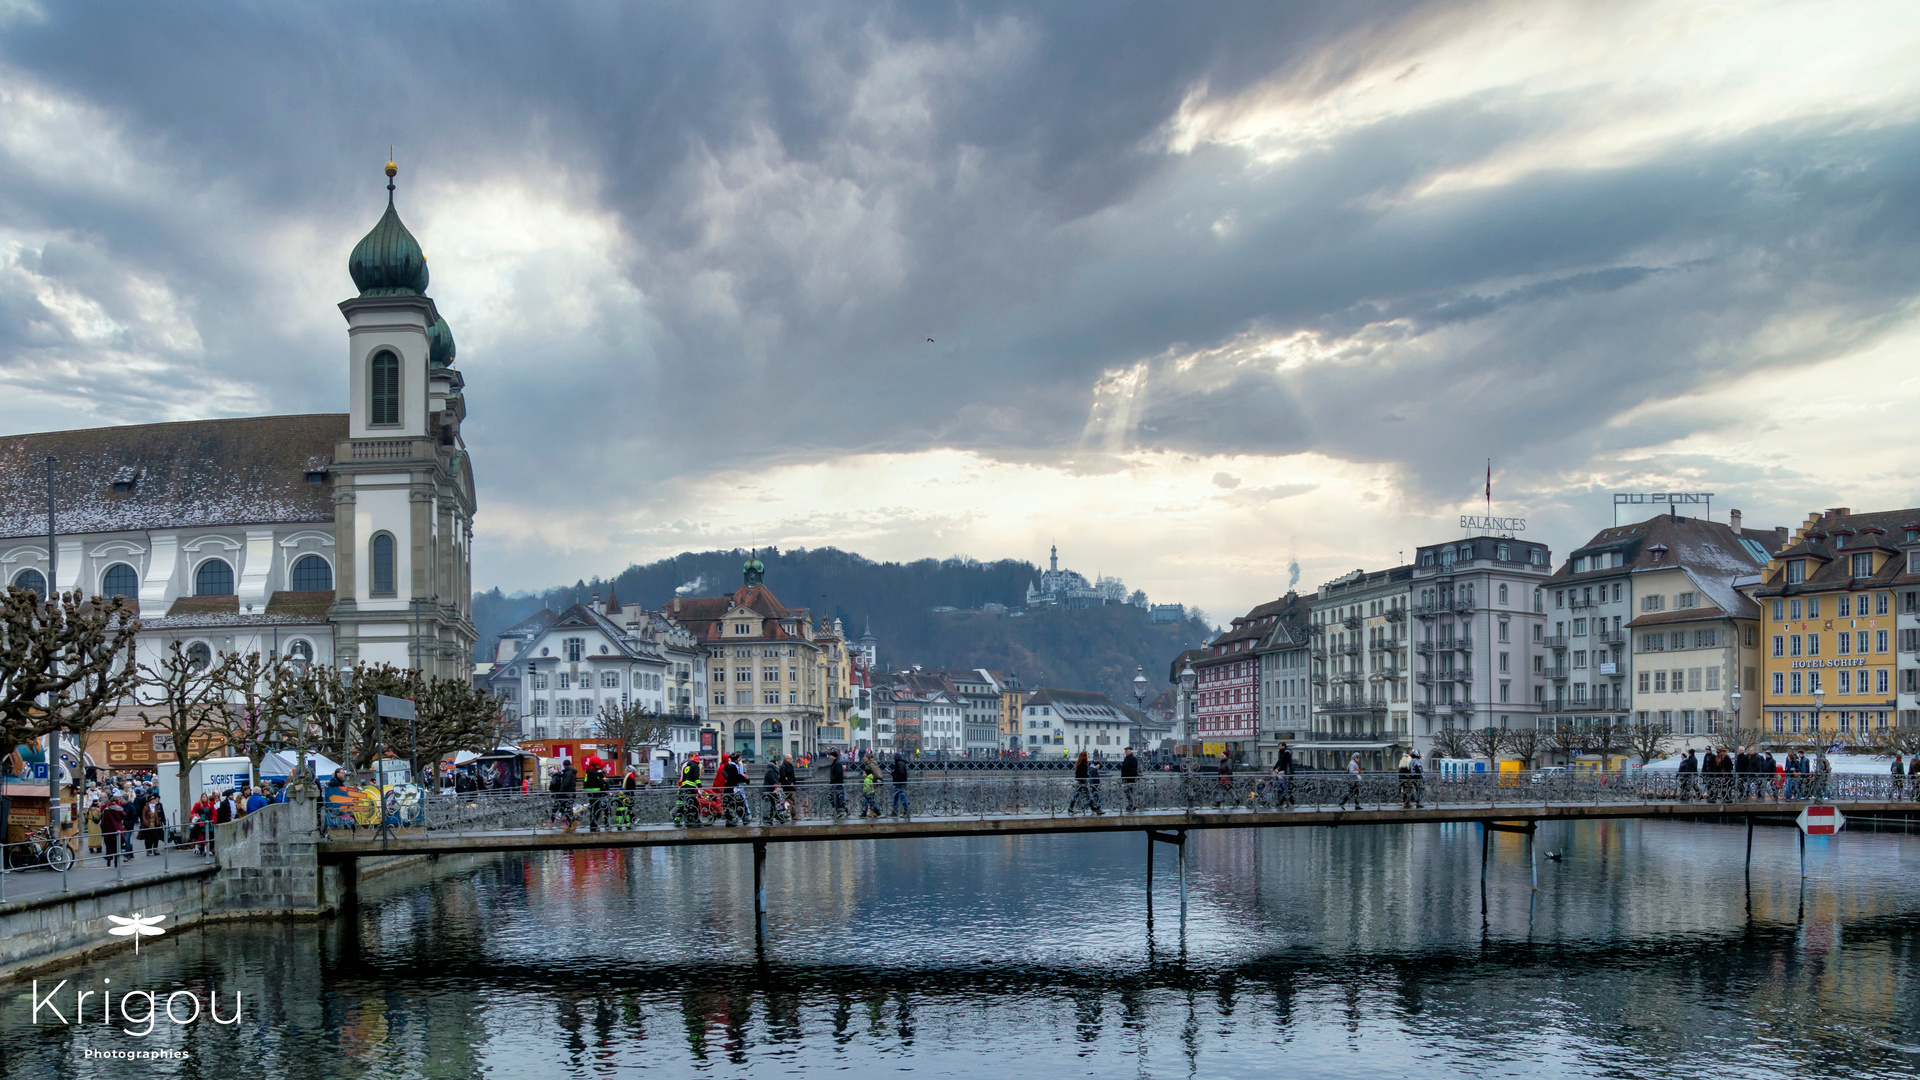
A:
530;670;662;691
713;690;803;705
1771;669;1890;696
1636;668;1723;693
9;555;338;599
1772;631;1890;657
1770;710;1889;733
1772;593;1890;621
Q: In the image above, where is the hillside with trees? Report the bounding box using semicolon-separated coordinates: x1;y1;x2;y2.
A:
472;547;1215;701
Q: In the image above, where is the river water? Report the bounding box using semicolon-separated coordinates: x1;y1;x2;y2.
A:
3;818;1918;1078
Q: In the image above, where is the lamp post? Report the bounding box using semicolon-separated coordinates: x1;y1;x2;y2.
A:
1811;687;1825;745
1131;667;1150;757
1179;661;1197;759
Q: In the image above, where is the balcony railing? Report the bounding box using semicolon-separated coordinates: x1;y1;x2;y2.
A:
1597;629;1623;644
1343;614;1363;630
1569;595;1593;608
340;437;435;462
1452;598;1475;614
1455;638;1473;653
1310;646;1329;660
1411;603;1442;619
1415;640;1436;655
1542;634;1568;649
1453;670;1473;683
1336;641;1361;655
1547;666;1570;680
1415;671;1435;685
1310;673;1327;685
1384;607;1406;622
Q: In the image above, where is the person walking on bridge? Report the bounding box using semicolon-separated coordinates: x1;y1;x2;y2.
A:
1120;747;1140;812
860;753;883;818
1338;752;1363;811
1069;750;1096;814
827;749;848;819
890;753;911;819
1677;748;1699;801
1891;753;1906;800
1214;751;1234;809
763;756;788;823
551;760;578;830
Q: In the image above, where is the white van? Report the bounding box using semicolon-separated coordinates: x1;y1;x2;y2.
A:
155;756;254;827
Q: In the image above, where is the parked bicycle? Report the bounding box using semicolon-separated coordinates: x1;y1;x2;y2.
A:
6;826;75;873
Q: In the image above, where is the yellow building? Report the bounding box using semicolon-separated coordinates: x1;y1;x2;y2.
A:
1751;507;1909;742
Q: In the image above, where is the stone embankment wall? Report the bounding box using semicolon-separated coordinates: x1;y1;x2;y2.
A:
0;796;428;980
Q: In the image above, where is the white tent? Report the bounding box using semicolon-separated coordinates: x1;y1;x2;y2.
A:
260;749;344;782
452;745;527;765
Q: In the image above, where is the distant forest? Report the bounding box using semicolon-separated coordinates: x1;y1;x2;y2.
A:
471;547;1217;700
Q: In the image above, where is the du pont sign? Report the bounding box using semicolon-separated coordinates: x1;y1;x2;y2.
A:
1460;515;1526;532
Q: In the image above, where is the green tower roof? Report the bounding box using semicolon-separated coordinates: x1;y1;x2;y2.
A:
348;164;429;297
427;315;456;367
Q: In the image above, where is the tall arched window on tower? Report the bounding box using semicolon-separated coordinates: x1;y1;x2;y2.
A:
194;558;234;597
290;554;333;592
369;350;400;427
370;533;396;596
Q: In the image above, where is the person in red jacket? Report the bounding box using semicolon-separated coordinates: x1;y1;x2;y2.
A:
99;795;127;866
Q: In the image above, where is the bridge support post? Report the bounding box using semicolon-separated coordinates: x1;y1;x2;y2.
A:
1745;817;1754;873
1480;822;1489;882
1529;825;1537;892
753;841;767;938
1145;833;1154;928
1177;830;1187;930
1799;827;1806;880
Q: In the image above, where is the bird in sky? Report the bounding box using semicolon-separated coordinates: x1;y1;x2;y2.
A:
927;338;935;343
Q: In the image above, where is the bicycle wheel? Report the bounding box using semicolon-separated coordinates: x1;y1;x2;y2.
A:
46;844;74;873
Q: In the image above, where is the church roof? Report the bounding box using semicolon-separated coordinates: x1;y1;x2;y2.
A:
0;414;346;540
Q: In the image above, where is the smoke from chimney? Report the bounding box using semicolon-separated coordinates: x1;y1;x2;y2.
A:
673;576;705;596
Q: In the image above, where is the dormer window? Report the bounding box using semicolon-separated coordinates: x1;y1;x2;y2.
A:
1786;560;1806;585
305;471;326;484
1851;553;1873;577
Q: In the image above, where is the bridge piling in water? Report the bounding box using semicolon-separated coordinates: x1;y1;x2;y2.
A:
1145;830;1187;931
752;841;767;938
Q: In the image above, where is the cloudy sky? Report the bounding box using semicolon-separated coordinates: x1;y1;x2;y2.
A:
3;0;1918;619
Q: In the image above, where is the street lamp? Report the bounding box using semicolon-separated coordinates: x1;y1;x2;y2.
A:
1179;661;1198;758
1812;686;1824;742
1131;666;1150;756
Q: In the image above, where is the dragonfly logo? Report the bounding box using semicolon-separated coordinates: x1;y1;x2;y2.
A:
107;913;166;954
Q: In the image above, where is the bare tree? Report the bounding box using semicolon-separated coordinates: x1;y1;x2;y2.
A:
1428;724;1471;760
1624;721;1675;765
1585;721;1627;770
593;700;670;773
1544;724;1586;767
139;642;238;821
212;650;297;781
1463;724;1508;765
413;676;510;787
0;586;140;756
1503;726;1546;770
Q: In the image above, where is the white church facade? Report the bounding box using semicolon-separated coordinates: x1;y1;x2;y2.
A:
0;162;476;680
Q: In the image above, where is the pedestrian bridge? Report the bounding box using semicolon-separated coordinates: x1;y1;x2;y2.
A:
316;770;1913;861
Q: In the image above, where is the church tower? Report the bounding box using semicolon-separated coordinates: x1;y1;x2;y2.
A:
328;160;477;677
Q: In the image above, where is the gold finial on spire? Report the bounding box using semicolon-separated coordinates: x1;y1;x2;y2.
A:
386;145;397;178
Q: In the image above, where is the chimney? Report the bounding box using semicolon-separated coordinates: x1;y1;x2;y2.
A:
1827;507;1850;519
591;592;603;615
1729;509;1742;533
1775;526;1788;549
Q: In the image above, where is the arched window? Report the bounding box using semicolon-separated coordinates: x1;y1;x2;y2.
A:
194;558;234;597
370;533;395;595
101;563;139;599
290;554;333;592
369;350;400;426
186;642;213;671
12;568;47;597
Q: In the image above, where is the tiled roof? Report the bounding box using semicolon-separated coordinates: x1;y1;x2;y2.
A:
1757;507;1920;596
0;414;346;540
166;595;238;617
264;590;334;619
667;583;808;643
1545;513;1778;587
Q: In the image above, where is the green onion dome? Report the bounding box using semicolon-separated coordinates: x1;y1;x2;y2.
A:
427;316;456;368
348;162;429;297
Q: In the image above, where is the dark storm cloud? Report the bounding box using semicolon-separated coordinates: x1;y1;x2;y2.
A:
0;0;1916;545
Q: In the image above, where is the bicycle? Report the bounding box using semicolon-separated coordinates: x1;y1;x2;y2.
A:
7;825;75;873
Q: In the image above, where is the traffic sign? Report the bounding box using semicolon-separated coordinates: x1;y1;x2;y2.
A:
1797;805;1845;836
